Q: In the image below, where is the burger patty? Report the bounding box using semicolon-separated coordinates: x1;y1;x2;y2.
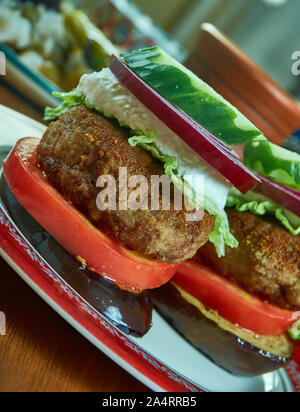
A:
37;105;214;264
198;209;300;310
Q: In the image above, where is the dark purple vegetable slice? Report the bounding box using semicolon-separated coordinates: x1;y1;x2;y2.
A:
255;174;300;218
153;282;294;377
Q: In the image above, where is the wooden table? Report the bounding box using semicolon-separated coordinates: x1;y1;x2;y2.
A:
0;81;149;392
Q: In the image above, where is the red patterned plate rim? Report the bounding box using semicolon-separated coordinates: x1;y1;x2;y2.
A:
0;190;299;392
0;203;207;392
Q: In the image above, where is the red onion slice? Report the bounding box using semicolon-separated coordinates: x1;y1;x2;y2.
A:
255;175;300;218
110;55;260;194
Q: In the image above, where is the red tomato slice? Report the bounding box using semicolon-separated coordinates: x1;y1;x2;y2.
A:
173;261;300;336
4;138;178;291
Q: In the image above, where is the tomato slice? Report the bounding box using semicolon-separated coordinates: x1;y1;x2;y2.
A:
173;261;300;336
4;138;178;291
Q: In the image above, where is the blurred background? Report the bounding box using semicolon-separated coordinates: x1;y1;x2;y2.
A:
131;0;300;99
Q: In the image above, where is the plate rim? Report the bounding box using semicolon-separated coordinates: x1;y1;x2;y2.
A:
0;247;164;393
0;104;47;132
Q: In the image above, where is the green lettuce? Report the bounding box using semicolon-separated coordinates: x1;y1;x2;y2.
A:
44;90;86;121
206;199;238;257
129;134;238;256
129;134;178;179
227;190;300;236
45;90;117;122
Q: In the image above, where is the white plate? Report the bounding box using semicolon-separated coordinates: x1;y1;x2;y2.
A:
0;104;298;393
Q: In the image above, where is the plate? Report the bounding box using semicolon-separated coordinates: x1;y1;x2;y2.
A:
0;104;299;392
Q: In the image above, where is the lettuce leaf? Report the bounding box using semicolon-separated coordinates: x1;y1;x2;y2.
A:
44;90;86;121
129;134;178;179
130;134;238;256
205;198;238;257
227;190;300;236
45;90;117;122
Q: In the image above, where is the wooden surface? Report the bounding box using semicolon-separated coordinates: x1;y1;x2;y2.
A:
0;81;149;392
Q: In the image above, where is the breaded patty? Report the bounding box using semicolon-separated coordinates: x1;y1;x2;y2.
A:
37;105;214;264
197;209;300;310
